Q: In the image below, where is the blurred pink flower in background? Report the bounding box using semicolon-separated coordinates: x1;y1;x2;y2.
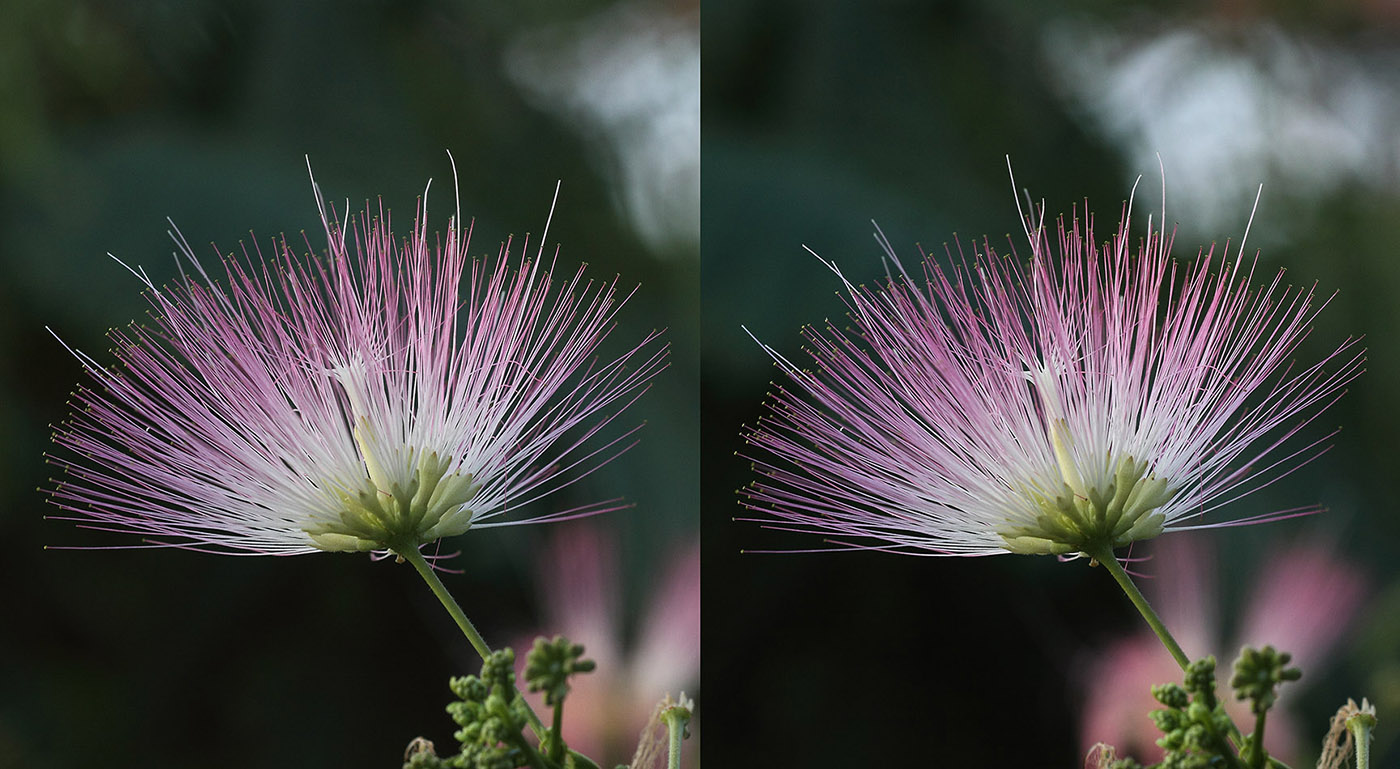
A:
516;522;700;766
1080;532;1365;764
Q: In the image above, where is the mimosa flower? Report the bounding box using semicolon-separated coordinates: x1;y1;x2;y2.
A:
49;173;666;556
742;185;1361;557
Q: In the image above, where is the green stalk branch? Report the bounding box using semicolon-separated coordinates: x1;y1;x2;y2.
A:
1250;709;1268;769
668;717;684;769
396;545;549;741
550;699;565;765
1086;544;1190;670
1347;708;1377;769
399;545;493;661
661;695;693;769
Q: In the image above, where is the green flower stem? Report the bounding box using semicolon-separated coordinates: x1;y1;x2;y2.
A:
1347;709;1377;769
1250;709;1268;769
396;545;549;740
549;699;565;765
668;716;684;769
514;735;551;769
1086;544;1190;670
662;698;692;769
1356;733;1372;769
398;545;493;661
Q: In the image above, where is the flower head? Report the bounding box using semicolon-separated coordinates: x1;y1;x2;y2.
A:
49;171;666;556
742;183;1361;557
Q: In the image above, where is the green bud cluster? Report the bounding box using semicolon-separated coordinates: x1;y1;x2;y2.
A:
525;636;596;707
1183;658;1217;704
1230;645;1301;716
1151;683;1191;710
1098;652;1304;769
449;650;531;769
401;641;604;769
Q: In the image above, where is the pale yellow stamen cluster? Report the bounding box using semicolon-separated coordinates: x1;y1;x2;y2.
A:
303;367;480;552
306;448;479;552
999;455;1173;555
996;367;1175;555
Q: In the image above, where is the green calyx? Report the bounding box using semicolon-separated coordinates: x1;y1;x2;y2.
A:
998;454;1175;556
306;449;480;552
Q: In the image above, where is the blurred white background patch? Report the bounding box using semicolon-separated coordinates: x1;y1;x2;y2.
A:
506;1;700;257
1045;20;1400;247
